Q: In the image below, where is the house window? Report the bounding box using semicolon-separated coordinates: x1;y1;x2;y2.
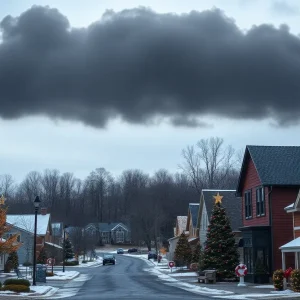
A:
116;230;124;243
244;247;253;273
256;187;265;216
6;234;21;243
244;190;252;219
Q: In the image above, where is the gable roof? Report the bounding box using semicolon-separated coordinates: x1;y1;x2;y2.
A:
86;222;129;232
200;190;242;232
6;214;51;236
237;146;300;195
188;204;199;228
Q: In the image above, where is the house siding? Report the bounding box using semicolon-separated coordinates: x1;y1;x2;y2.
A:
294;212;300;227
199;203;208;246
271;187;297;271
242;158;270;226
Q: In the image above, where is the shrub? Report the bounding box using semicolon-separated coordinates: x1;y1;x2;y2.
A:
291;269;300;292
2;284;30;293
4;260;13;273
64;260;79;266
190;263;199;272
22;261;32;267
273;269;284;290
4;279;30;287
46;272;54;277
82;260;88;263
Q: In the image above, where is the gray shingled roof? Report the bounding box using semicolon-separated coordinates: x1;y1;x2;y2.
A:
237;146;300;194
86;222;129;232
189;204;199;228
202;190;242;232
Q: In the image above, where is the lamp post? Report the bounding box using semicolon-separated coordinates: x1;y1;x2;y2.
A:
62;225;68;272
32;196;41;286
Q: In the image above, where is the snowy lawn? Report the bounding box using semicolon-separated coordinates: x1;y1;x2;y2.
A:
46;270;79;280
0;285;58;297
77;257;103;267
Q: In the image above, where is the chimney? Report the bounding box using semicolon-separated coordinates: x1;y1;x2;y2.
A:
40;207;47;215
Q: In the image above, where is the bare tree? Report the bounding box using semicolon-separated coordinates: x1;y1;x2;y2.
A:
180;137;239;191
0;174;16;198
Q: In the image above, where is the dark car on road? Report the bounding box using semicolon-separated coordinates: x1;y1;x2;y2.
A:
103;254;116;265
148;251;158;260
117;248;124;254
128;248;138;253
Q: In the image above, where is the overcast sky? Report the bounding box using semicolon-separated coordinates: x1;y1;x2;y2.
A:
1;0;300;182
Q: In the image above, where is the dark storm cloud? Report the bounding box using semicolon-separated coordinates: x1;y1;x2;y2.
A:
1;6;300;128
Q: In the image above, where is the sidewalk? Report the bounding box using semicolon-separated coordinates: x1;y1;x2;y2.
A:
127;254;300;299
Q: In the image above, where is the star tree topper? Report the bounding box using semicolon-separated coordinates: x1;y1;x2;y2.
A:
213;192;223;204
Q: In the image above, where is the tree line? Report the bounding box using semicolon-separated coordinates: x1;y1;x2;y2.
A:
1;137;243;248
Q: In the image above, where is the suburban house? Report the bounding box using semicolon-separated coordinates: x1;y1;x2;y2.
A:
197;189;243;258
186;203;200;247
85;222;131;244
167;216;187;261
6;209;61;264
237;145;300;282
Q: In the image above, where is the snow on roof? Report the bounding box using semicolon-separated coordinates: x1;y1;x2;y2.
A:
202;189;236;192
280;237;300;252
284;203;294;210
6;214;50;236
177;216;187;235
45;242;63;249
188;237;198;242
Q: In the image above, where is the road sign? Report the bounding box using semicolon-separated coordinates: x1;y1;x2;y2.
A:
169;261;175;268
235;264;247;277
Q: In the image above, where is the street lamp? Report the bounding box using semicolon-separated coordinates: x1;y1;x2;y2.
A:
62;225;69;272
32;196;41;286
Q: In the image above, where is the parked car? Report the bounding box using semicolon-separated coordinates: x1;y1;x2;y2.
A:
103;254;116;265
117;248;124;254
148;251;158;260
128;248;138;253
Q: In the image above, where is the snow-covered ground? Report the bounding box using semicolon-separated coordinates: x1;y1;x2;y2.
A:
46;271;79;281
126;253;300;299
0;285;59;297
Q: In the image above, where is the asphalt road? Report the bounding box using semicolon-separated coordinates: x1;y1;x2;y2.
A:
58;254;212;300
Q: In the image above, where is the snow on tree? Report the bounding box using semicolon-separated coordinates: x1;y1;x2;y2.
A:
174;232;192;266
202;192;239;279
64;238;74;260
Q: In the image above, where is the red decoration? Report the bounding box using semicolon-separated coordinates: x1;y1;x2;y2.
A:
284;267;293;279
235;264;248;277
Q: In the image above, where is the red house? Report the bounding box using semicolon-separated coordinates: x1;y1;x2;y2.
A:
237;146;300;282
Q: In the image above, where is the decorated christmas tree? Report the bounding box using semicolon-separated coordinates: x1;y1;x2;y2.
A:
191;242;201;263
202;192;239;279
64;238;74;260
0;195;21;254
174;232;192;267
37;247;48;264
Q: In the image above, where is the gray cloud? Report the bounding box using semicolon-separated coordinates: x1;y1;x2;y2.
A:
271;0;300;15
1;6;300;128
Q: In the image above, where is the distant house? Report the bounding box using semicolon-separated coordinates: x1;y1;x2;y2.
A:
197;189;242;258
186;203;200;246
85;222;131;244
6;209;61;264
167;216;187;261
236;145;300;282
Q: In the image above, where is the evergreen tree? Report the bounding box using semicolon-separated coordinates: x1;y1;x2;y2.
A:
37;247;47;264
202;194;239;279
64;238;74;260
192;242;201;263
174;232;192;266
6;251;19;269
